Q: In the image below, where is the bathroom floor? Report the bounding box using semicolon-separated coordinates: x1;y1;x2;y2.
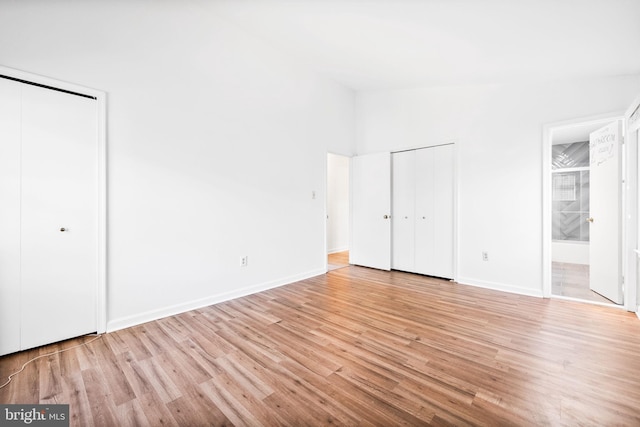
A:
552;262;614;304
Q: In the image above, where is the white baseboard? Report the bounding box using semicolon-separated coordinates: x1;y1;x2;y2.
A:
106;268;326;332
327;246;349;254
456;276;544;298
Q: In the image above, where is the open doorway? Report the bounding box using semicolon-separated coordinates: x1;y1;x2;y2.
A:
326;153;350;271
545;116;624;306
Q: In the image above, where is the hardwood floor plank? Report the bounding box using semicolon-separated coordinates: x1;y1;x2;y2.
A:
62;373;94;427
80;368;120;426
2;266;640;425
165;384;232;427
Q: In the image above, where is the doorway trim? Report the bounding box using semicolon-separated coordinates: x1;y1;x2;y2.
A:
325;151;352;272
0;65;108;333
542;111;634;310
625;94;640;315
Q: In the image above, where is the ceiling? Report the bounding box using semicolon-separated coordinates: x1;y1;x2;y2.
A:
208;0;640;91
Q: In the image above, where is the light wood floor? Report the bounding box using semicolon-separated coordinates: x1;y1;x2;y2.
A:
2;266;640;426
327;250;349;271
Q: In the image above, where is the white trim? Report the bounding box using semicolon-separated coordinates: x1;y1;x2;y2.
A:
456;277;544;298
327;247;349;255
0;65;108;334
625;95;640;313
542;112;626;303
550;294;625;310
107;268;326;332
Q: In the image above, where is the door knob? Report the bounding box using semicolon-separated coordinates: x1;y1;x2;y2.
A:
60;227;67;232
383;215;390;219
586;217;594;223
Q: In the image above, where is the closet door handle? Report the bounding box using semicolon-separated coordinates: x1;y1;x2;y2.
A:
60;227;67;232
383;215;390;219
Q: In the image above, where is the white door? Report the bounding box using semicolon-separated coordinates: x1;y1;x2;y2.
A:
415;145;454;278
589;121;623;304
392;150;415;271
431;144;454;278
351;152;391;270
19;85;98;349
0;78;22;355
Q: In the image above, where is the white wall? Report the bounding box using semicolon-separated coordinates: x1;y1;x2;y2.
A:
356;76;640;296
326;153;350;254
552;242;589;265
0;1;356;330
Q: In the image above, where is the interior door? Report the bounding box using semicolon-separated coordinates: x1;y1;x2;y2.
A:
20;84;98;349
589;121;623;304
0;78;22;355
392;150;415;271
351;152;391;270
415;144;454;278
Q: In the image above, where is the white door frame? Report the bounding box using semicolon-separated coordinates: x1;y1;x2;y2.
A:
625;94;640;315
0;65;108;333
324;151;351;271
542;111;637;312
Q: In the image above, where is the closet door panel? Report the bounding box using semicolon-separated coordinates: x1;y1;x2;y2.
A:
432;144;454;278
392;150;415;271
414;148;436;275
20;85;98;349
0;79;22;355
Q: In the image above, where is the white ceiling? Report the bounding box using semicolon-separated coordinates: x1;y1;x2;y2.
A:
208;0;640;91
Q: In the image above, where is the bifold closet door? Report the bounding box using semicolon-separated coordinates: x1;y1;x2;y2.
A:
20;84;98;350
0;79;98;355
415;145;454;278
0;79;22;355
392;150;415;271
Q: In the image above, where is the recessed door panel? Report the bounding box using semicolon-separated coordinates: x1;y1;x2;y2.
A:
20;85;98;349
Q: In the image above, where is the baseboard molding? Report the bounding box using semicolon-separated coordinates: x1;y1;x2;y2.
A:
456;276;544;298
637;306;640;320
327;247;349;255
106;268;326;332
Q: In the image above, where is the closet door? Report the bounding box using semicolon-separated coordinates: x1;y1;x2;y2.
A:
432;144;454;278
415;148;436;275
20;85;98;350
415;145;454;278
392;150;416;271
0;79;22;355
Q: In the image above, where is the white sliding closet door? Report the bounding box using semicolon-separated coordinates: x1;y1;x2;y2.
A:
392;150;416;271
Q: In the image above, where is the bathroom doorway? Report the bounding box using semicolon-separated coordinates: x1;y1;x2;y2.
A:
545;116;624;305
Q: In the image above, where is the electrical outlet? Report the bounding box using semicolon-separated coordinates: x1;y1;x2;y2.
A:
241;256;248;267
482;252;489;261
